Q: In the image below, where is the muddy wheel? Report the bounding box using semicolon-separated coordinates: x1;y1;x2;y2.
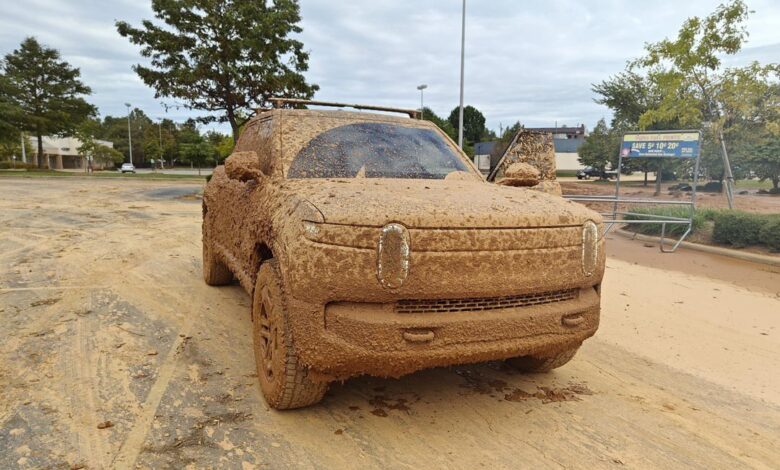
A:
202;240;233;285
252;259;328;409
506;346;580;373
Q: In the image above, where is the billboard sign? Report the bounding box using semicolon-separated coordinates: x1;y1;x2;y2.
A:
620;131;701;158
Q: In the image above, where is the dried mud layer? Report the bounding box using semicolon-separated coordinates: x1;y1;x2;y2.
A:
1;177;780;469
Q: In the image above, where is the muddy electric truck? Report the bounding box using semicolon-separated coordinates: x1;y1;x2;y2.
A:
202;99;605;409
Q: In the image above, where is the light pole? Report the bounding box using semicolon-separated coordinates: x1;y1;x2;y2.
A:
158;118;163;169
417;84;427;120
125;103;133;165
458;0;466;148
20;132;26;163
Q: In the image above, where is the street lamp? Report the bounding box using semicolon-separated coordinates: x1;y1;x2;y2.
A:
125;103;133;165
458;0;466;148
417;84;427;120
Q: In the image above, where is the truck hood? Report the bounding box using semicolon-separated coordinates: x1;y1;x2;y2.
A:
283;178;600;228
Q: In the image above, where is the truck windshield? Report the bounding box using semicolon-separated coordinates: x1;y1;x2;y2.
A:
287;122;471;179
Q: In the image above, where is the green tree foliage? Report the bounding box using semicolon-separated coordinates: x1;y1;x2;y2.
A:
421;107;456;141
0;74;22;146
117;0;318;142
745;131;780;190
206;130;234;164
634;0;750;129
1;37;95;168
75;119;124;168
180;138;215;175
447;105;487;144
577;119;620;177
592;0;779;188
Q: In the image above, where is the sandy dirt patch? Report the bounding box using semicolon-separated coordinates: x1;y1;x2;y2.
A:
1;177;778;469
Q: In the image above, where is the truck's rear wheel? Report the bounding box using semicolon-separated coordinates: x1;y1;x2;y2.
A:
506;346;580;373
252;260;328;409
202;239;232;285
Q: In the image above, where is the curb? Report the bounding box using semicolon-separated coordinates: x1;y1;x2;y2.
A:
613;228;780;267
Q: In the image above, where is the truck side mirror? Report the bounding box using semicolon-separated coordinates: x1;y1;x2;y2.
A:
225;151;264;182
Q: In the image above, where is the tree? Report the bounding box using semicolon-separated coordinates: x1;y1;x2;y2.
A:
180;138;215;175
447;105;487;144
74;119;124;170
421;107;456;141
634;0;750;129
1;37;95;168
747;133;780;191
117;0;318;143
206;130;234;165
0;74;22;148
578;119;620;178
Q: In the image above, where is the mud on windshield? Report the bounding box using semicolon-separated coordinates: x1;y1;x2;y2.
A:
287;122;470;179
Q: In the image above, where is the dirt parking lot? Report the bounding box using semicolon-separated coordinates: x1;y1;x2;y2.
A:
1;177;779;469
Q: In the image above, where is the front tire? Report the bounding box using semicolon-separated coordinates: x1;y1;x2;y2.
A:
202;230;232;286
506;346;580;373
252;260;328;409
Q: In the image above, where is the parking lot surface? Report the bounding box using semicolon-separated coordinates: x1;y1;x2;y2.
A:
1;177;778;469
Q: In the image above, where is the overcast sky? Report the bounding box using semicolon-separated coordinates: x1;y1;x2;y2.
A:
1;0;778;135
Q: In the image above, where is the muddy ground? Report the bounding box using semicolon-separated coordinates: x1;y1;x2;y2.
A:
560;180;780;214
1;177;779;469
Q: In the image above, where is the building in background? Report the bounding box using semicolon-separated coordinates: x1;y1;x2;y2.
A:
31;136;115;170
473;141;497;176
525;125;587;172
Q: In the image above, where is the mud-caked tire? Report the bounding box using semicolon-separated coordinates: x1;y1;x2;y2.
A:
202;240;233;286
506;346;580;373
252;260;328;409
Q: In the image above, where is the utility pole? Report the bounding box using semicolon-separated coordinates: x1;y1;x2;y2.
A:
417;84;427;120
125;103;133;165
158;118;163;169
20;132;26;163
458;0;466;148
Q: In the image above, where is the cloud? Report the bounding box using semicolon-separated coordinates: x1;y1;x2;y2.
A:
1;0;778;135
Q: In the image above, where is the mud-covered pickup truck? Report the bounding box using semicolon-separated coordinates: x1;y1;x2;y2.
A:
202;99;605;409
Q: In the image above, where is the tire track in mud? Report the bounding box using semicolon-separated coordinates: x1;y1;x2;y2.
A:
111;331;191;468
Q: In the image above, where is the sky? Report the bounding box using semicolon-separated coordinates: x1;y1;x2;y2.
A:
1;0;779;136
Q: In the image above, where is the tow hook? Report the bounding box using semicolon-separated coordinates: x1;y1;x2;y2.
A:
403;329;435;343
561;314;585;328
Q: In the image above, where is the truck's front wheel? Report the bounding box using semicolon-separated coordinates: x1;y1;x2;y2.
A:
252;260;328;409
202;237;232;285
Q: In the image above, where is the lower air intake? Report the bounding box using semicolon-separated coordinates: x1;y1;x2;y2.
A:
395;288;579;314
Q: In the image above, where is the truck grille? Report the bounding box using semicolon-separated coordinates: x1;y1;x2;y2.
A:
395;288;579;314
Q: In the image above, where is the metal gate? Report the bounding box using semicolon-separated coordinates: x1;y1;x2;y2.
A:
564;130;703;253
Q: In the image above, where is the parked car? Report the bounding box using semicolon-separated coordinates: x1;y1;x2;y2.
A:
119;163;136;174
576;166;616;180
202;100;606;409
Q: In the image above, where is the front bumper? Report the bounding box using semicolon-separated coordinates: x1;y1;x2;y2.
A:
287;286;600;380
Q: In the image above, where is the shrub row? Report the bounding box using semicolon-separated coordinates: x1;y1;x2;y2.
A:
0;161;37;170
623;206;704;237
712;211;780;251
624;207;780;252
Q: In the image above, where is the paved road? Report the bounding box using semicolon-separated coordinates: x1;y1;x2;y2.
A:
1;177;778;469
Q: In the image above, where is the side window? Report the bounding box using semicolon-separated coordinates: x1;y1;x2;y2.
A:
235;117;275;175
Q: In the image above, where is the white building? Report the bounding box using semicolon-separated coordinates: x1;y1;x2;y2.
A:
30;136;115;169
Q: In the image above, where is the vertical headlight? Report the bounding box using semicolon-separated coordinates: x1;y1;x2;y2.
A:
377;223;410;289
582;221;598;277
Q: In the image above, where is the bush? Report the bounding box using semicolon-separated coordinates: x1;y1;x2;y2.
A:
0;161;37;170
623;206;703;236
712;211;771;248
759;219;780;252
696;181;723;192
